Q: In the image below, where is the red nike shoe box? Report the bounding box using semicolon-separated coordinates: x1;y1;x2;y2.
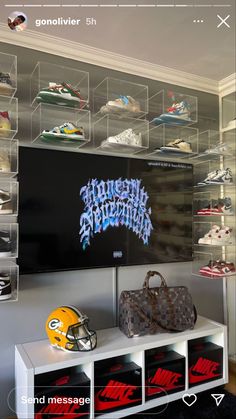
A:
94;359;142;416
188;338;223;387
34;370;90;418
145;348;185;400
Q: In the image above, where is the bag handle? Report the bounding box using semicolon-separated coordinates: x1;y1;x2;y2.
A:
143;271;167;290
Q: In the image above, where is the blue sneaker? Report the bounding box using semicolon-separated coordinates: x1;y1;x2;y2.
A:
152;100;191;126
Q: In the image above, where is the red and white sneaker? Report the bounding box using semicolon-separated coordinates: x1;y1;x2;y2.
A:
199;260;235;277
211;226;233;245
198;225;221;244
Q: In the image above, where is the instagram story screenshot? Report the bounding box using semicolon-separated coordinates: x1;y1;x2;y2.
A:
0;0;235;418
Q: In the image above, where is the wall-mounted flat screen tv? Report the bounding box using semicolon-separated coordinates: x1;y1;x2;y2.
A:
19;147;193;274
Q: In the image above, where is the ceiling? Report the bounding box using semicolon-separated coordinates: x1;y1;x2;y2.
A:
0;0;235;81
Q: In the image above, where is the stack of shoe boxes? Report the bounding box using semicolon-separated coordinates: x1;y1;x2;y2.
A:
0;52;19;302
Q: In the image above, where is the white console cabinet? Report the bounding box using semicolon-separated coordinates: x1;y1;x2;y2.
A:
15;316;228;419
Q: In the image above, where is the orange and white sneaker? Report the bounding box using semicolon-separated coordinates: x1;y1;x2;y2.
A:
100;95;141;115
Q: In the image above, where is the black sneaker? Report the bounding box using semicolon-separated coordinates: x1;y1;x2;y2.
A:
0;273;11;300
0;231;12;257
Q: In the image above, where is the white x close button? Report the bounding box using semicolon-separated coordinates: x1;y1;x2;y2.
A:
217;15;231;28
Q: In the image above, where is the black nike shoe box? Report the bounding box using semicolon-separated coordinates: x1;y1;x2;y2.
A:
145;348;185;400
188;338;223;387
34;371;90;418
94;359;142;416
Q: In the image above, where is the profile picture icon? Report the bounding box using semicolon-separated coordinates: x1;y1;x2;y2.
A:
8;11;27;31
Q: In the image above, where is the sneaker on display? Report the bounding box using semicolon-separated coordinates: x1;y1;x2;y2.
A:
197;197;233;216
204;142;233;156
211;226;233;245
0;273;11;300
199;260;236;277
198;225;221;245
0;111;11;137
36;82;87;108
226;117;236;129
0;150;11;172
100;95;141;115
152;100;191;126
102;128;142;147
207;168;233;185
160;138;193;154
0;231;11;257
0;190;12;214
197;170;219;186
41;122;85;143
0;73;13;95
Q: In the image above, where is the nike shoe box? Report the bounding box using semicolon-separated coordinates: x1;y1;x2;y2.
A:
145;348;185;400
94;359;142;416
34;371;90;418
188;338;223;387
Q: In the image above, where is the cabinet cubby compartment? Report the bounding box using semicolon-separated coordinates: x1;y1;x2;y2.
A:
0;96;18;139
0;180;18;216
34;364;92;418
188;333;224;388
194;157;235;188
0;139;18;178
192;250;236;279
15;316;227;419
149;90;197;126
0;52;17;97
93;115;149;154
193;190;235;217
145;343;186;401
0;222;18;258
30;61;89;108
31;103;91;148
0;262;19;302
147;124;198;158
222;92;236;131
93;77;148;118
193;221;235;247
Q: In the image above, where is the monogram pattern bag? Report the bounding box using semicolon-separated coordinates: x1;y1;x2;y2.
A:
119;271;197;338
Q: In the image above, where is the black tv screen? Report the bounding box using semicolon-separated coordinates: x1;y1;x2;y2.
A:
19;147;193;274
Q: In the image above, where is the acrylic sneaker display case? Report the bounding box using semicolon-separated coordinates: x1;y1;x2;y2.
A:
93;115;149;154
31;103;91;149
93;77;148;118
0;52;17;97
193;250;236;279
193;221;235;247
15;317;228;419
222;91;236;132
0;180;18;216
0;262;19;302
194;157;235;188
0;222;18;258
193;190;235;218
149;90;198;126
30;61;89;108
0;96;18;139
148;124;198;159
194;130;234;160
0;139;18;178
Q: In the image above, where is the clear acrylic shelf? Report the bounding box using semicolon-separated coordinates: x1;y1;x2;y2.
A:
149;90;198;126
0;180;18;216
193;190;235;217
0;222;18;258
193;220;235;247
193;130;234;160
31;103;91;149
193;250;236;279
93;115;149;154
0;52;17;97
148;124;198;158
0;96;18;139
194;157;235;188
0;261;19;302
30;61;89;108
0;139;18;178
93;77;148;118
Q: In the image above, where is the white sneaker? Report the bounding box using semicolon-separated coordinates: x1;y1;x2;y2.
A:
211;226;233;245
207;168;233;185
204;143;232;155
198;225;221;244
104;128;142;147
197;170;219;186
